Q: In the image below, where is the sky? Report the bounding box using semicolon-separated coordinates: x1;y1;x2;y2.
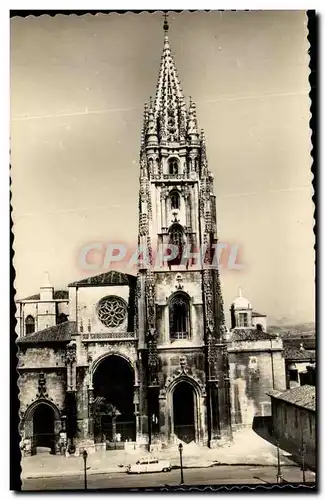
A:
10;11;314;325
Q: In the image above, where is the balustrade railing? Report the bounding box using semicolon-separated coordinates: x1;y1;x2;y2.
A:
81;332;136;341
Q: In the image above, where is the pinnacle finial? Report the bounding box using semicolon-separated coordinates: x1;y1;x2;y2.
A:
163;12;169;32
42;271;52;288
238;287;243;297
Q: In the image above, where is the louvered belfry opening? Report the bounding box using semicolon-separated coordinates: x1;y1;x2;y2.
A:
168;223;184;266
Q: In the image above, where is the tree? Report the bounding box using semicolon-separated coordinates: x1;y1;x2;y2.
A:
93;397;121;443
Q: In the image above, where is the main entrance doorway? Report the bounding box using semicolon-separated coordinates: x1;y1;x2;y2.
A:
32;403;56;454
93;355;136;445
173;381;195;443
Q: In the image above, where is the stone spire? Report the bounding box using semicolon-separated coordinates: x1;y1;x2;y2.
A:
187;97;199;142
200;129;208;176
140;102;149;148
146;97;158;146
153;13;186;143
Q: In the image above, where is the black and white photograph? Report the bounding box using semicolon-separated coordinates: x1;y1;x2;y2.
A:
10;10;315;491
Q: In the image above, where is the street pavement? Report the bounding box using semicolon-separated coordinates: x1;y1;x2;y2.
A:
21;428;302;480
22;465;316;491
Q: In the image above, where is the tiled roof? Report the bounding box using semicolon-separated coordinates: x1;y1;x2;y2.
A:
252;311;267;318
268;385;316;412
54;290;69;299
17;321;76;344
230;328;277;342
20;290;68;301
69;270;136;287
283;346;316;361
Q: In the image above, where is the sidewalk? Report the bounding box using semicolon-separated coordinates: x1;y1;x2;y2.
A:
21;429;315;480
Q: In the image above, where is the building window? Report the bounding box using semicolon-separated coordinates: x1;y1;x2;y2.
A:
289;369;299;383
238;312;248;327
170;191;180;210
168;223;184;266
168;158;179;176
25;315;35;335
169;293;190;340
58;313;68;324
97;296;127;328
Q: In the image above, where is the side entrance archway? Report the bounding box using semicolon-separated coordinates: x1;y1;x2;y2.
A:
32;403;56;454
22;400;61;455
92;354;136;445
172;380;196;443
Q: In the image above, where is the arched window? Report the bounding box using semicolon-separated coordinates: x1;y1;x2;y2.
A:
168;158;179;176
148;158;153;175
58;313;68;324
170;191;180;210
168;223;184;266
25;315;35;335
169;293;190;340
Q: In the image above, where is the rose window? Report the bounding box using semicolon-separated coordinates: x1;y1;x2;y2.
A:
97;296;127;328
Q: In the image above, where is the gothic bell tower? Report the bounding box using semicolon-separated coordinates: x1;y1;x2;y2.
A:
136;15;231;448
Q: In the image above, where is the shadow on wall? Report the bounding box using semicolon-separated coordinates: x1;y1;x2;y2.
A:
252;416;316;473
233;364;257;426
252;416;274;443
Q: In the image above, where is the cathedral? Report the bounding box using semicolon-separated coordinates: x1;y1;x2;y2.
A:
16;17;286;456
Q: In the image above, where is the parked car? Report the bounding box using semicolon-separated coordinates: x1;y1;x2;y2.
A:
126;457;172;474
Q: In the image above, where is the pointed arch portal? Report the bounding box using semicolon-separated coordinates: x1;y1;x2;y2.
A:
92;355;136;444
173;381;195;443
32;403;56;454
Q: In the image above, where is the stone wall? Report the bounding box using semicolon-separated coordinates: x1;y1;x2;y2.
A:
18;346;66;370
228;341;286;429
271;399;316;470
16;300;69;337
18;370;66;415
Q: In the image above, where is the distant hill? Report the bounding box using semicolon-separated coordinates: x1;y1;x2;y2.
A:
268;322;315;337
267;323;316;351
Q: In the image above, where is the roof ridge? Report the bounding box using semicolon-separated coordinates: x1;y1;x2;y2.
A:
17;320;76;344
68;270;136;287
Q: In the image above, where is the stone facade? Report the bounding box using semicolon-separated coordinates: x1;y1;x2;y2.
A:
16;18;287;456
228;339;285;428
227;289;286;428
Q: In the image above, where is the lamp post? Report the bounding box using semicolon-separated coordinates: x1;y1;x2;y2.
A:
178;443;184;485
83;450;88;490
301;441;306;484
276;439;283;484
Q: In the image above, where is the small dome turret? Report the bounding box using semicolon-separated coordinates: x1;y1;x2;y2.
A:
232;287;252;310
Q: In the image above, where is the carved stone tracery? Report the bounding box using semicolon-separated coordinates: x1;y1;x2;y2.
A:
36;372;48;399
66;342;77;364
